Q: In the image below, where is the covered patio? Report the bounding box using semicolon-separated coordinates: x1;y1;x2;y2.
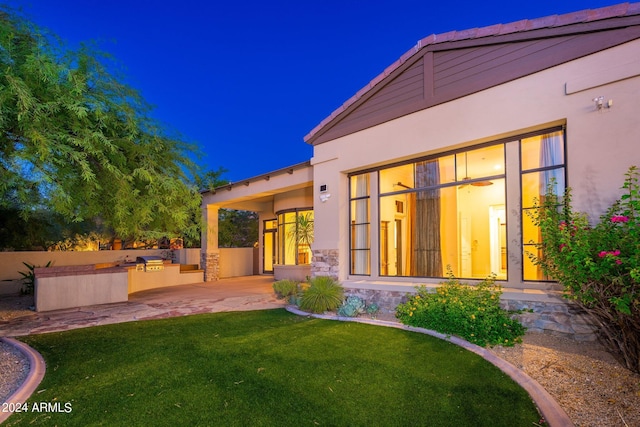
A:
201;162;314;282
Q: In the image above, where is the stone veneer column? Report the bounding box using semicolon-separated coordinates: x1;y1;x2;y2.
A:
201;251;220;282
311;249;339;279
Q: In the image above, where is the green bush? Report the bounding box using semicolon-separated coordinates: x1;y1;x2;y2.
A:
299;276;344;314
272;279;299;300
19;260;51;295
530;166;640;373
337;295;366;317
395;272;525;347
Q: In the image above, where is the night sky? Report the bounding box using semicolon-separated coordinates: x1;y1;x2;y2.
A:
6;0;625;181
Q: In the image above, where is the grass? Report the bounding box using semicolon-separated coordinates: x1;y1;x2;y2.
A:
8;309;541;426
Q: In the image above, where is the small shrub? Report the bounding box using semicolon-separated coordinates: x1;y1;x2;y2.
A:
299;276;344;314
337;295;366;317
395;271;525;347
366;303;380;318
19;261;52;295
273;279;299;300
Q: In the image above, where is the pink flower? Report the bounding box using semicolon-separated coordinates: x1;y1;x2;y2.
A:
599;250;621;258
611;215;629;223
616;259;623;265
559;244;567;251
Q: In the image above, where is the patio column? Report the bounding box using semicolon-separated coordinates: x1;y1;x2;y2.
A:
201;204;220;281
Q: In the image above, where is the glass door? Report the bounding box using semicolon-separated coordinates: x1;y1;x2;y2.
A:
263;220;277;274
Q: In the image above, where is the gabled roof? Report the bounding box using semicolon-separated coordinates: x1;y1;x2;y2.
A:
304;2;640;145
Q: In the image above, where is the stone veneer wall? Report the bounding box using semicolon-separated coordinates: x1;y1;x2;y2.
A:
343;287;598;342
502;299;597;342
311;249;339;279
201;251;220;282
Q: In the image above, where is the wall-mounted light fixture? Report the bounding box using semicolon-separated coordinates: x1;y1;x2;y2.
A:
319;184;330;202
593;96;613;111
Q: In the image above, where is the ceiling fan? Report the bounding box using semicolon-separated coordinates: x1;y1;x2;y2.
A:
458;153;493;188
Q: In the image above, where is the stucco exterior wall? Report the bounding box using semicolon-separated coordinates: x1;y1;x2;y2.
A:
128;264;204;294
0;249;172;282
274;187;313;212
311;39;640;285
35;268;129;312
219;248;255;278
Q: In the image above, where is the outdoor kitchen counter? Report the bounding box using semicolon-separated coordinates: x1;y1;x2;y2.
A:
34;264;130;312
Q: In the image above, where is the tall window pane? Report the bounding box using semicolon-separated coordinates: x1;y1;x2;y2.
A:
521;130;565;281
350;174;370;275
276;209;313;266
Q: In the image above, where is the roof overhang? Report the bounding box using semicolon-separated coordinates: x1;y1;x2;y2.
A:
201;161;313;211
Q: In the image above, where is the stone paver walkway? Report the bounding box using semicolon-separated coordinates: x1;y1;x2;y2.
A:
0;276;284;337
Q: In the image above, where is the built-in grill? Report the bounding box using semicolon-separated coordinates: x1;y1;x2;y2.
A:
136;256;165;272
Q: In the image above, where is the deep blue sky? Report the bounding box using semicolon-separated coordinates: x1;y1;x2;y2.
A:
7;0;625;181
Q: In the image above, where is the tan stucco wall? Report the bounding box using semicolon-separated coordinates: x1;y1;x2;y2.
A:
219;247;255;278
128;265;204;293
0;249;171;281
35;270;129;312
273;187;313;212
311;39;640;286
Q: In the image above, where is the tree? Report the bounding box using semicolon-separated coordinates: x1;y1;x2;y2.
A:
0;7;202;243
218;209;258;248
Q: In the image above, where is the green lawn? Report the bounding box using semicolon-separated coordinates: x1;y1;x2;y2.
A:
8;309;541;426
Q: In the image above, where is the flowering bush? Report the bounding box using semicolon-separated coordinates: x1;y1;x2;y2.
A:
530;166;640;373
395;272;525;347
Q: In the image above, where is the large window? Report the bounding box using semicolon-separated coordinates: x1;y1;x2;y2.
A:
378;144;506;279
521;130;565;280
276;209;313;265
348;128;565;282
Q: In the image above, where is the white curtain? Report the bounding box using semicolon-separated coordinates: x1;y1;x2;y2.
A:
541;131;564;196
353;174;370;274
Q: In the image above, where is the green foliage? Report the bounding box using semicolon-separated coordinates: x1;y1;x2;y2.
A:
0;206;98;250
337;295;366;317
272;279;299;300
0;7;206;243
19;260;51;294
396;272;525;347
194;167;229;192
218;209;258;248
287;212;314;246
529;166;640;373
299;275;344;314
366;303;380;318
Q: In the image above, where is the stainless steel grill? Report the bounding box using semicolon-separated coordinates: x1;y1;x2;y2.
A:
136;256;165;272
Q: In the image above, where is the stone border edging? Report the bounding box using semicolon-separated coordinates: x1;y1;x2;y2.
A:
0;337;46;424
285;306;575;427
